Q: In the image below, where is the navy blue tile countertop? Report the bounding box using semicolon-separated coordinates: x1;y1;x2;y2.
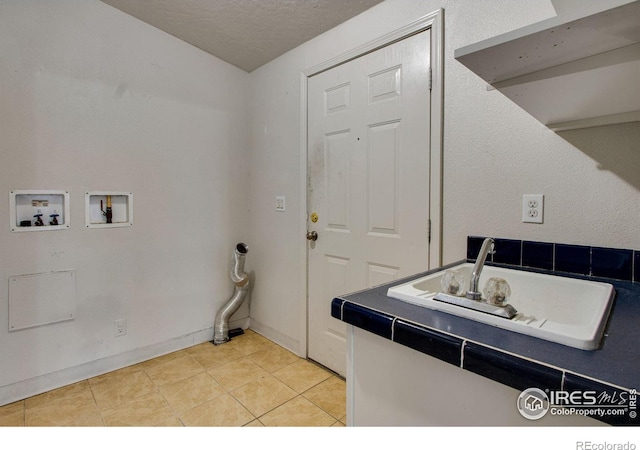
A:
332;260;640;426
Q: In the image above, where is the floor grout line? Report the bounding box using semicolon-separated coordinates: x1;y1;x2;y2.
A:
1;330;345;427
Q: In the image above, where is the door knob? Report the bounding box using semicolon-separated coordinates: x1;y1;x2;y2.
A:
306;231;318;241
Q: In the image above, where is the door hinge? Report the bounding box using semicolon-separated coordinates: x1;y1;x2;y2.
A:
428;67;432;91
427;219;432;243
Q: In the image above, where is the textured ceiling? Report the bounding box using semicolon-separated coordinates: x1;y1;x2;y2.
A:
100;0;385;72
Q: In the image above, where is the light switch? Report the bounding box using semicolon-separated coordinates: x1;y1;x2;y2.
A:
276;196;286;212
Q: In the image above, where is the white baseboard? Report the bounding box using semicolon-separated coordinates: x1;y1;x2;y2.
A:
0;327;216;407
249;319;302;357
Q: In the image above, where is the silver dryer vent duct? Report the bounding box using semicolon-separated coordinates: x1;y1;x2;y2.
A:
213;243;249;345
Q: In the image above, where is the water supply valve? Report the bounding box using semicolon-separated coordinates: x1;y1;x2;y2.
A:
100;196;113;223
34;212;44;226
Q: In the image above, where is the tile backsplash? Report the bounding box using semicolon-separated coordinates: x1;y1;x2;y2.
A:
468;236;638;283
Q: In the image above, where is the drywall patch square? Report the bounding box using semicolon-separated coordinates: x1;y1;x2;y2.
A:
9;271;76;331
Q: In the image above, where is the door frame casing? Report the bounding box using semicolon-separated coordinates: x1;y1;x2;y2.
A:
298;9;444;357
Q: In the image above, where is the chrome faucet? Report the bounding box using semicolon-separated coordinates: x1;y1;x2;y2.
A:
467;237;495;300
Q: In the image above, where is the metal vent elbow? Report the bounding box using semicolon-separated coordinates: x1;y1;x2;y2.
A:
213;243;249;345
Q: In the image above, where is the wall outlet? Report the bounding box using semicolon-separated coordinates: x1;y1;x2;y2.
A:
522;194;544;224
115;319;126;337
276;196;286;212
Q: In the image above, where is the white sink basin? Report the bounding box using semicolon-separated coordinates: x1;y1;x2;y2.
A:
387;263;615;350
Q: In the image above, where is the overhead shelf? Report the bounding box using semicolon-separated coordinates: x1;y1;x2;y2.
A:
454;0;640;131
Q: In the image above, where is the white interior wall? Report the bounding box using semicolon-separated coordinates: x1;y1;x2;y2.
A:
247;0;640;356
0;0;250;403
2;0;638;404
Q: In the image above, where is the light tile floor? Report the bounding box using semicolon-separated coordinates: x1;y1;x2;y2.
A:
0;330;346;427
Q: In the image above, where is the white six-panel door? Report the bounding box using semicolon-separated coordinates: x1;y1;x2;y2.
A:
307;30;432;376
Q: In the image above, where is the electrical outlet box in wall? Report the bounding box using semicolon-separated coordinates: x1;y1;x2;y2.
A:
114;319;126;337
85;192;133;228
9;190;71;232
522;194;544;224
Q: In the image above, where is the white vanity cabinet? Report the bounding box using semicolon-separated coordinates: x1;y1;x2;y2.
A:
346;325;600;426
